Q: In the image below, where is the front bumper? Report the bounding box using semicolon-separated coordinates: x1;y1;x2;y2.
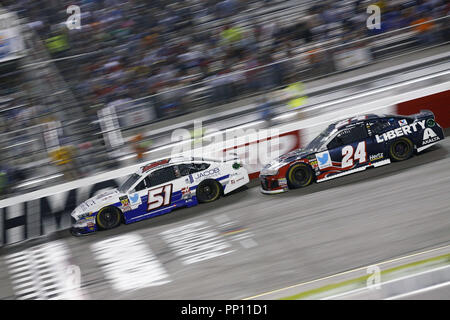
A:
70;216;97;236
70;227;95;236
260;187;287;194
259;175;288;194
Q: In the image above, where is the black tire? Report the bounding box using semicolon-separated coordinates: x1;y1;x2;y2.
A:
196;179;222;203
96;206;122;230
286;163;314;189
389;137;414;161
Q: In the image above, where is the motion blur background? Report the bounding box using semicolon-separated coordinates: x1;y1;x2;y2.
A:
0;0;449;198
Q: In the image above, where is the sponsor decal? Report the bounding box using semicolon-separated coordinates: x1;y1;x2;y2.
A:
375;120;425;143
78;212;95;220
119;195;129;207
398;119;408;126
195;167;220;179
422;128;439;145
120;195;138;212
142;159;169;172
426;119;435;127
230;180;235;184
337;129;351;138
181;187;192;199
236;176;245;182
366;123;372;136
315;151;332;169
129;193;141;205
121;206;132;212
278;178;287;188
309;159;318;169
369;153;384;162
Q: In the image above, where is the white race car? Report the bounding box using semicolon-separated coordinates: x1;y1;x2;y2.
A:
71;156;249;235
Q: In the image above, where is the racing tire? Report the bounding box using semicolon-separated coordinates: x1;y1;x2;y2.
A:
96;206;122;230
389;137;414;162
286;163;314;189
196;179;222;203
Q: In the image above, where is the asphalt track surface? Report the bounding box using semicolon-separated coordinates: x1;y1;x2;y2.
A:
0;137;449;300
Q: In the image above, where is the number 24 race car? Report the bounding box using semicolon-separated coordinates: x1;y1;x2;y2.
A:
260;111;445;194
71;156;249;235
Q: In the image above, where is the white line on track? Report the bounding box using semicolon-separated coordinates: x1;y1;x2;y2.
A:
243;244;450;300
322;265;450;300
91;233;171;292
385;281;450;300
4;240;88;300
160;221;234;265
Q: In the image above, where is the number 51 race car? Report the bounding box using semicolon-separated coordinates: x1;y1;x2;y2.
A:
71;156;249;235
260;111;445;194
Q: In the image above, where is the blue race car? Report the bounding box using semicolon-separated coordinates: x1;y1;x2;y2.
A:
260;110;445;193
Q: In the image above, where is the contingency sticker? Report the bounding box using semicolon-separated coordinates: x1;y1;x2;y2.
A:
315;151;332;169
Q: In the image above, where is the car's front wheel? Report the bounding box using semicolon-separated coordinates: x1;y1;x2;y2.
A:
96;206;122;230
196;179;222;203
389;137;414;161
286;163;314;189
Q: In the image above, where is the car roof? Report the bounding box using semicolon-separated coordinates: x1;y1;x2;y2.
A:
333;113;406;129
138;156;221;175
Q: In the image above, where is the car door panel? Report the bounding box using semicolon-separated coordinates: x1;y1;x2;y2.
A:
365;119;392;162
124;166;179;222
318;124;370;179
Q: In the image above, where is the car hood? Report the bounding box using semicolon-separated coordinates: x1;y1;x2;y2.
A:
264;148;313;169
72;188;123;218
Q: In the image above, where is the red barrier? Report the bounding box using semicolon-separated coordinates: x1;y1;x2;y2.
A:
397;90;450;128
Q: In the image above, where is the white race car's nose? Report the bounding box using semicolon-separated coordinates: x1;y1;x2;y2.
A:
71;202;90;220
71;207;82;219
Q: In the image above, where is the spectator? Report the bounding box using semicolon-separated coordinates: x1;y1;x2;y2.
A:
410;9;437;45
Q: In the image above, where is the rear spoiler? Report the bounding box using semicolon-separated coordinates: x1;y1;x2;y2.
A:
413;109;435;120
191;154;241;163
222;152;240;162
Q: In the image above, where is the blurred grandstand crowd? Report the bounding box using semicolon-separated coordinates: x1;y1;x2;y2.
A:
0;0;449;197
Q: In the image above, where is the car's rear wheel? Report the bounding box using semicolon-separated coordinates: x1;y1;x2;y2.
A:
389;137;414;161
196;179;222;203
286;163;314;189
96;206;122;230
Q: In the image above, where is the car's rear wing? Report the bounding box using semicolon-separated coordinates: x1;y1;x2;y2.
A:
222;152;240;162
413;109;435;120
190;154;240;163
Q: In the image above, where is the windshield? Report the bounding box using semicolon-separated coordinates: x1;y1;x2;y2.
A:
118;173;141;193
306;124;336;151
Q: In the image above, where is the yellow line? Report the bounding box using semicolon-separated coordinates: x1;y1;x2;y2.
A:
242;244;450;300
